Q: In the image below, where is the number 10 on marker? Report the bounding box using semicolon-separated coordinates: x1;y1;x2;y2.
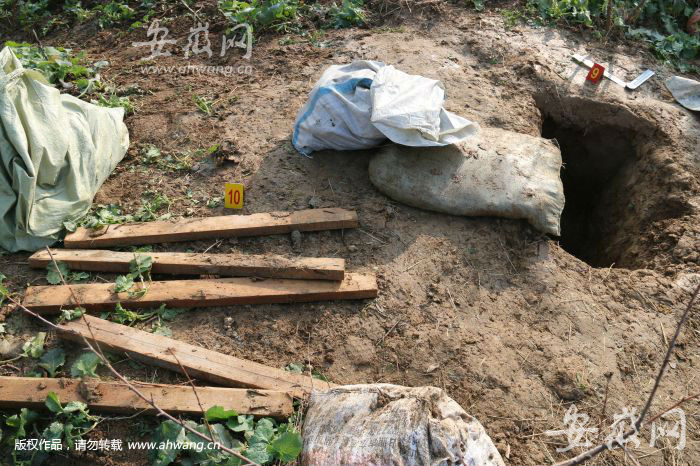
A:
225;183;244;208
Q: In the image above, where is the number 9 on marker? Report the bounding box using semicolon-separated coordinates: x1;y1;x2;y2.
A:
586;63;605;84
225;183;244;209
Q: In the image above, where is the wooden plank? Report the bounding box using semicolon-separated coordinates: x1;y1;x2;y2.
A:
0;377;292;417
28;249;345;281
63;208;358;248
56;316;334;397
22;273;377;314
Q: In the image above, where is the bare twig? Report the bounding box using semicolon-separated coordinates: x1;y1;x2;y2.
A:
167;348;216;440
180;0;202;23
552;283;700;466
378;319;402;345
647;392;700;425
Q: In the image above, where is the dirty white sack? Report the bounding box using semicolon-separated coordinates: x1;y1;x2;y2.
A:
665;75;700;111
301;384;505;466
292;61;478;155
0;47;129;252
369;127;565;235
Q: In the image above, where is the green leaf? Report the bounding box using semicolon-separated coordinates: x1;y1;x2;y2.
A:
39;348;66;377
63;400;88;413
243;442;272;464
70;271;90;282
226;414;254;434
6;408;39;437
270;431;302;462
115;274;134;292
205;405;238;422
44;420;64;442
22;332;46;358
70;352;101;378
61;307;85;321
112;302;145;324
285;363;303;373
248;417;275;445
130;255;153;275
182;421;240;465
152;323;172;337
45;392;64;413
156;305;186;321
0;273;8;305
46;261;70;284
150;420;187;466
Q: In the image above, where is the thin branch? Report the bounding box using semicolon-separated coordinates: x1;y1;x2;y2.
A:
551;282;700;466
167;347;216;441
647;393;700;425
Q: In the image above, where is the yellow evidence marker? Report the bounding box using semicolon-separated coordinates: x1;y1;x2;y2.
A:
225;183;244;209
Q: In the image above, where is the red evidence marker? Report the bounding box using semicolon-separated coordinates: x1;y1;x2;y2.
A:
586;63;605;84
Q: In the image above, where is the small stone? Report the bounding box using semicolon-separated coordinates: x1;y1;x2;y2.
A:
308;196;321;209
348;245;358;252
223;317;233;328
291;230;302;251
0;338;23;359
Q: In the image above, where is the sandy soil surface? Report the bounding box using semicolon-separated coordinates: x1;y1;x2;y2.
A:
1;3;699;465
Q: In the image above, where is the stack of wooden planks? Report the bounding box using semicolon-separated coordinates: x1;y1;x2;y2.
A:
17;207;375;415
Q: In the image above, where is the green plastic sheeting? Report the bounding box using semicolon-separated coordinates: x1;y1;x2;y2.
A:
0;47;128;252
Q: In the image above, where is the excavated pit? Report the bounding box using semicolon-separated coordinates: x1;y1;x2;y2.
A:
535;95;689;269
541;115;637;267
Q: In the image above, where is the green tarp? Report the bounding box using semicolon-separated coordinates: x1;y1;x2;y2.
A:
0;47;128;252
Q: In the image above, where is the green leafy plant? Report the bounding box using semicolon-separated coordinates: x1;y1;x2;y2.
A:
193;94;216;116
46;261;89;285
96;92;135;114
4;41;100;86
59;307;85;322
0;0;50;30
93;0;135;28
524;0;699;71
22;332;46;358
219;0;301;36
114;255;153;298
102;303;185;338
285;362;328;381
218;0;366;38
140;144;202;171
67;194;172;231
0;272;8;305
150;406;302;466
1;393;98;465
328;0;365;28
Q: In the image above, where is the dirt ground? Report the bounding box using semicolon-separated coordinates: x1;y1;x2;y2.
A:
1;2;699;465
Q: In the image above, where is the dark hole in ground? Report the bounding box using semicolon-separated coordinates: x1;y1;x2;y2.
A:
541;116;638;268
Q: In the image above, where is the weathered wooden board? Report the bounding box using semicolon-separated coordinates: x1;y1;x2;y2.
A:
56;316;334;397
0;376;292;417
63;208;358;248
28;249;345;281
23;273;377;313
